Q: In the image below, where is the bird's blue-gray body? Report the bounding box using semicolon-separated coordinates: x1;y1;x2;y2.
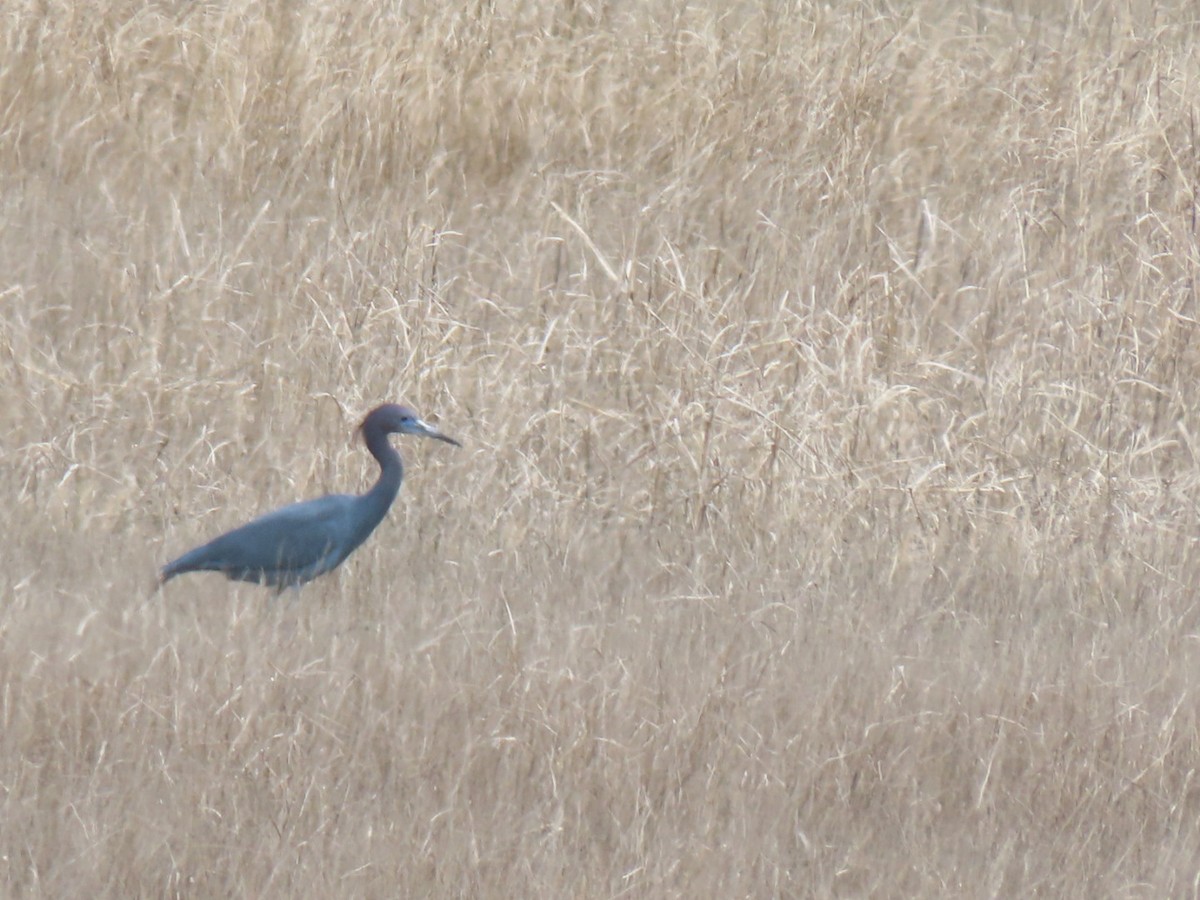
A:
160;404;458;590
161;493;388;588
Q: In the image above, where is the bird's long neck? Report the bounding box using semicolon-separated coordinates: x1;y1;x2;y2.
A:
358;425;404;534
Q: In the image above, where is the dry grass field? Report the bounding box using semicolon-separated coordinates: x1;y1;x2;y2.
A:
4;0;1200;895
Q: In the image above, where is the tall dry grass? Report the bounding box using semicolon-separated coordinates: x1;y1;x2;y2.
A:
4;0;1200;895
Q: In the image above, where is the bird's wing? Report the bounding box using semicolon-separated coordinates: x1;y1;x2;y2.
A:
170;494;357;582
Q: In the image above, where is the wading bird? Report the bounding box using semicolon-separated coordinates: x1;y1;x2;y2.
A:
160;404;460;589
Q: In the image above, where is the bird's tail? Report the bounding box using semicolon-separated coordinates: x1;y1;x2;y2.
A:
145;567;171;602
154;558;190;591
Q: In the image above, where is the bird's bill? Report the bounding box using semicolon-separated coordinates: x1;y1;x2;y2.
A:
415;418;462;447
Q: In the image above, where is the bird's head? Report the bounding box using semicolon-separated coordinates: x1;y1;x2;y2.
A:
361;403;461;446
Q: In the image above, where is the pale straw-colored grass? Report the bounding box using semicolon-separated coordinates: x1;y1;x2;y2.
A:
4;1;1200;895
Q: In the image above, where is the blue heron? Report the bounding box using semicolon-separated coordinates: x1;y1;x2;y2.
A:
160;403;460;589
